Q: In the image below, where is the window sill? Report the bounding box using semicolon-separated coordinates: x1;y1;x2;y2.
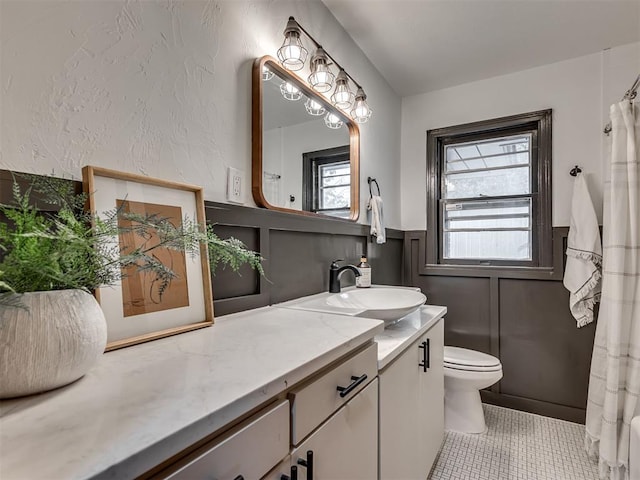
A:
420;263;560;281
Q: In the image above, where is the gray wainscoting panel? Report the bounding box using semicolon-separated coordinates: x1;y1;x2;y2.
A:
414;275;492;354
368;238;404;287
210;225;261;300
499;278;595;410
268;230;367;304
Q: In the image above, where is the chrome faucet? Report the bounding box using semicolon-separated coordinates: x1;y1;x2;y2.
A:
329;259;361;293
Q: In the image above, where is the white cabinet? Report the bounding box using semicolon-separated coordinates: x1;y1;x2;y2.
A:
164;400;290;480
379;318;444;480
291;379;379;480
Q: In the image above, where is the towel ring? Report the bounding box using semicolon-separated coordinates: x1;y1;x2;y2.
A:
367;177;381;197
569;165;582;177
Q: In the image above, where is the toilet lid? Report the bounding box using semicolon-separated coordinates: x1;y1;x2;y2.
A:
444;346;501;368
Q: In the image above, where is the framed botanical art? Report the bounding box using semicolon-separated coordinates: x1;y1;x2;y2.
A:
82;166;214;351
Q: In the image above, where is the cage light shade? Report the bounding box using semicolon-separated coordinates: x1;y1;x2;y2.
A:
305;98;326;116
351;88;372;123
308;47;335;93
277;17;308;71
262;66;274;81
280;82;302;101
325;112;343;129
331;70;355;109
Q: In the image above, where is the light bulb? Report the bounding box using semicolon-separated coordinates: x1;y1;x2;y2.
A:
280;82;302;101
350;88;372;123
331;70;354;110
308;47;335;93
277;17;308;71
325;112;343;129
305;98;326;116
262;66;274;81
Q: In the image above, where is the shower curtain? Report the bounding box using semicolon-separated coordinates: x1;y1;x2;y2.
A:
585;100;640;480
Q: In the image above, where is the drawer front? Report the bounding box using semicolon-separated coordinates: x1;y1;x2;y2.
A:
291;379;379;480
166;400;289;480
290;342;377;445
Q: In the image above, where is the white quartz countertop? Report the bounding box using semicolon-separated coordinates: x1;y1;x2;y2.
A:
0;307;383;480
375;305;447;370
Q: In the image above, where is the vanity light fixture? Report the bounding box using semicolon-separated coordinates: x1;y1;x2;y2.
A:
280;82;302;101
277;17;308;71
331;70;355;109
305;98;326;116
276;16;373;123
308;47;335;93
262;66;274;81
324;112;344;129
350;87;373;124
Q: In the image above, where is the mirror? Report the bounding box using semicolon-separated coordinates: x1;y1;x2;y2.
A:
252;56;360;220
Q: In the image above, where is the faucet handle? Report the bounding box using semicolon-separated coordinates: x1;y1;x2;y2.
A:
331;259;344;269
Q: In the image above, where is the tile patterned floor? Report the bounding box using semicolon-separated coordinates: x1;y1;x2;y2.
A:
428;404;600;480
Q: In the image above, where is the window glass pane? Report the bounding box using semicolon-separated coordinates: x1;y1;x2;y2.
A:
445;198;531;229
444;166;530;199
322;174;350;187
476;135;530;156
320;186;350;209
445;134;530;173
320;164;350;177
444;230;532;260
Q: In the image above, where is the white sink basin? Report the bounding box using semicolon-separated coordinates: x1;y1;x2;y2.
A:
278;286;427;325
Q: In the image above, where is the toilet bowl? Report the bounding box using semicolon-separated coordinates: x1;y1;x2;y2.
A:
444;346;503;434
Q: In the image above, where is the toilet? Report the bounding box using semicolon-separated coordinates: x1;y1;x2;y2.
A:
443;346;503;434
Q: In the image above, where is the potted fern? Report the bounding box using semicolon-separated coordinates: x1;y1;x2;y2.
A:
0;175;263;398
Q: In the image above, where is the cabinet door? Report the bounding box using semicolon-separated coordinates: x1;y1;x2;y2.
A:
379;318;444;480
291;379;378;480
420;319;444;476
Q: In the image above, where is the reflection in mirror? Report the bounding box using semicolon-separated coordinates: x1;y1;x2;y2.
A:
252;56;359;220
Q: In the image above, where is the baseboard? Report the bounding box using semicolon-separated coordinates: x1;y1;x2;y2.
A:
480;390;586;424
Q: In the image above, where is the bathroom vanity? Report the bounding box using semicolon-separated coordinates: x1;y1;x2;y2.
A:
0;299;446;480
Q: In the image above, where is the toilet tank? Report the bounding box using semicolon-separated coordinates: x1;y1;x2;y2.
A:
631;416;640;480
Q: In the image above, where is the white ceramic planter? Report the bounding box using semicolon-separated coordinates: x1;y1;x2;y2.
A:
0;289;107;398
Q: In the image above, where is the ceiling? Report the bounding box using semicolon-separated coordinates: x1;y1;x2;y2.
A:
321;0;640;97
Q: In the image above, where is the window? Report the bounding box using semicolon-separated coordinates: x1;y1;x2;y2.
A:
303;145;351;218
426;110;552;267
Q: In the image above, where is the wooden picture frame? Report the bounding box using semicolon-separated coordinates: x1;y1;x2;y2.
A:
82;166;214;351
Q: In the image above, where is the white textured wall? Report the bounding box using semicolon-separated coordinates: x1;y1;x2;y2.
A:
400;42;640;229
0;0;402;228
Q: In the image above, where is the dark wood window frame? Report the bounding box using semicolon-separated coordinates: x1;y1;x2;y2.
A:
302;145;350;215
426;109;552;269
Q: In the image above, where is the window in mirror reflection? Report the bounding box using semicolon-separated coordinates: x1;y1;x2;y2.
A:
303;146;350;218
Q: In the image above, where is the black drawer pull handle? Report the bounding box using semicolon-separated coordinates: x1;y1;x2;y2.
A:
281;465;298;480
336;373;368;398
297;450;313;480
234;476;244;480
418;339;430;372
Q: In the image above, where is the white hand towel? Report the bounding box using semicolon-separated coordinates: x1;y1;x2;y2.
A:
563;174;602;327
368;195;386;244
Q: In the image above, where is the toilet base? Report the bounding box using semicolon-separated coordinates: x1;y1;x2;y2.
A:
445;388;487;433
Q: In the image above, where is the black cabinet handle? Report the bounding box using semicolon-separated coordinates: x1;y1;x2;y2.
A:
336;374;368;398
234;476;244;480
297;450;314;480
281;465;298;480
418;339;430;372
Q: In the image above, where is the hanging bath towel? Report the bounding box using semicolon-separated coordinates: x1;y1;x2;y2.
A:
562;173;602;327
368;195;386;244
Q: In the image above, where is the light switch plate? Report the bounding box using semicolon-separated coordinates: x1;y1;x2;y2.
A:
226;167;244;204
